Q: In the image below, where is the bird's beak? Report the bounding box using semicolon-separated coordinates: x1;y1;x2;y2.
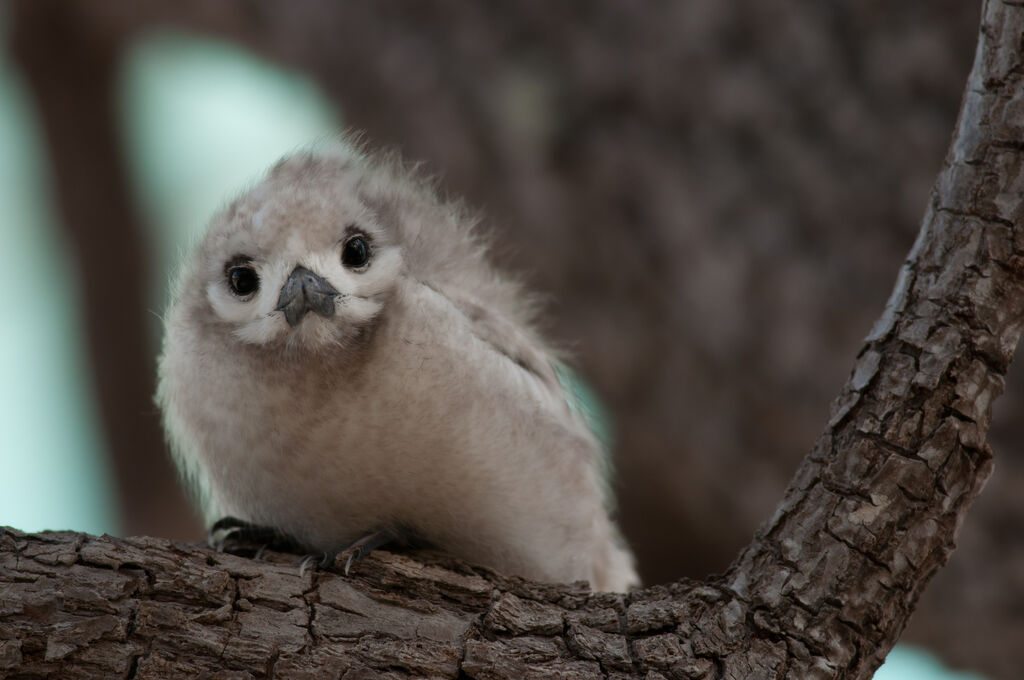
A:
275;266;340;327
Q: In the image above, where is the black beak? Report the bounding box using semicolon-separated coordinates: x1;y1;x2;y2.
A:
276;266;340;327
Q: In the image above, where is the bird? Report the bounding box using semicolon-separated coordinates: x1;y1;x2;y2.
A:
156;138;639;592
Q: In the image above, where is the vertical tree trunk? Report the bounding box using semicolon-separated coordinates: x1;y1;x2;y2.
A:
10;0;198;539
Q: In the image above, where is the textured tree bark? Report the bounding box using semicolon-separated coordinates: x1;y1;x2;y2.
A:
4;0;1024;678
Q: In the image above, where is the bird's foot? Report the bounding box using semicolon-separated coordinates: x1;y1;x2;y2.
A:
209;518;413;577
208;516;302;558
295;529;403;576
298;551;338;578
338;529;401;575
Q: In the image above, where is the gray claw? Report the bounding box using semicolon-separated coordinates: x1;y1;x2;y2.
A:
209;526;240;552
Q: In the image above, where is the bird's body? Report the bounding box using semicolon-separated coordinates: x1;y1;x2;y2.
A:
158;141;638;592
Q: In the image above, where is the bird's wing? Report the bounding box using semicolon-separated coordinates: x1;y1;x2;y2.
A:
442;286;617;503
444;292;563;393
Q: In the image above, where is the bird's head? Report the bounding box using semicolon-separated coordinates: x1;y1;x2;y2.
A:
185;149;406;354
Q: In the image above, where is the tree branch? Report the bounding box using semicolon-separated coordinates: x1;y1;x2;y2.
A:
4;1;1024;678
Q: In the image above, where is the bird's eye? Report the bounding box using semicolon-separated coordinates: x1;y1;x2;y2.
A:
341;235;371;268
227;266;260;296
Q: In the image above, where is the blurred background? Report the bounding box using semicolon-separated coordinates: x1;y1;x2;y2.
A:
0;1;1015;678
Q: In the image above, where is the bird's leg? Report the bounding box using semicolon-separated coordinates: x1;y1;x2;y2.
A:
208;516;302;557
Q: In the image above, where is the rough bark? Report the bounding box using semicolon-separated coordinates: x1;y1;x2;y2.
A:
5;0;1024;678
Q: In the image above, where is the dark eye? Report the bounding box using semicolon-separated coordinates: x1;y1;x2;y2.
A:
227;266;260;296
342;235;371;268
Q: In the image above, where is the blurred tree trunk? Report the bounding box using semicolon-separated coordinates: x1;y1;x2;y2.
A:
9;1;198;540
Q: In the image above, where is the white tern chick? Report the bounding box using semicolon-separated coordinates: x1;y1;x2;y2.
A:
157;140;639;592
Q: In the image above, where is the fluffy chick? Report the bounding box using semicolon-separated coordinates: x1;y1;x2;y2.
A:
157;140;638;592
